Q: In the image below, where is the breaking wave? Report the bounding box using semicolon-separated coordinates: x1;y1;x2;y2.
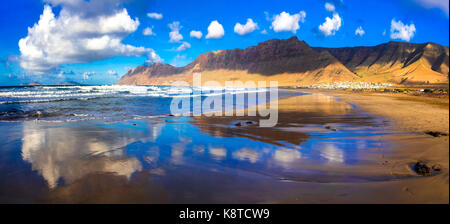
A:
0;85;270;121
0;85;267;104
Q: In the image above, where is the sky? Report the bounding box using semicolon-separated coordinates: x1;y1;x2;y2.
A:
0;0;448;86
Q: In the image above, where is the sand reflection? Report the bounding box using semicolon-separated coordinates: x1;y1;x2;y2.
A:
191;92;374;148
279;93;353;114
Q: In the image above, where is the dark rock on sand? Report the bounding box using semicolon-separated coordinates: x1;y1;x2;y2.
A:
432;164;442;172
425;131;448;137
31;111;43;117
413;162;432;176
325;125;338;131
235;120;257;127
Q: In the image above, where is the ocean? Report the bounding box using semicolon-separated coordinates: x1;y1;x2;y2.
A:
0;85;277;121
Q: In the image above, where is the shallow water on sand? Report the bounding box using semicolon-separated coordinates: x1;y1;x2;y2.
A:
0;91;403;203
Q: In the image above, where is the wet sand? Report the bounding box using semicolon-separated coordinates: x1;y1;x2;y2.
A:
193;90;449;203
0;90;447;203
289;90;449;203
307;89;449;133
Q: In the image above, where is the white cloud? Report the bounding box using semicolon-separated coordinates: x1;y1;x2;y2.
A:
318;13;342;36
5;55;19;68
325;2;336;12
57;71;64;78
147;12;163;20
413;0;449;16
107;70;118;76
234;18;258;35
143;27;155;36
168;21;183;43
264;11;270;21
82;71;95;80
382;29;387;36
44;0;129;18
271;11;306;33
390;19;416;41
171;54;188;67
176;42;191;51
261;29;268;34
206;20;225;39
355;26;365;36
145;50;163;64
190;30;203;39
19;1;161;73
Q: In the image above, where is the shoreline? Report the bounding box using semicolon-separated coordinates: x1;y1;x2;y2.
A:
301;89;449;133
0;87;448;203
194;89;449;203
296;89;449;203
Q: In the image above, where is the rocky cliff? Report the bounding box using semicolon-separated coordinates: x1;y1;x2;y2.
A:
117;37;358;86
315;41;449;83
117;37;449;86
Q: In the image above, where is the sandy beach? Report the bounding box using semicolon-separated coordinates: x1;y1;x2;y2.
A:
300;90;449;203
193;89;449;203
0;88;448;204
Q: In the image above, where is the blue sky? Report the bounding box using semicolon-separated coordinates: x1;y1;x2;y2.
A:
0;0;448;86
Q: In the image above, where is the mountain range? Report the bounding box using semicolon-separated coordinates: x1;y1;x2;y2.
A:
117;36;449;86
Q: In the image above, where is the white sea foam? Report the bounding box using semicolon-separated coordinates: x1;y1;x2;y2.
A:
0;85;267;104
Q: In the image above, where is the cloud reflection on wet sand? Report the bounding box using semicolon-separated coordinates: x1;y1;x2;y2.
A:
21;122;143;189
0;92;398;203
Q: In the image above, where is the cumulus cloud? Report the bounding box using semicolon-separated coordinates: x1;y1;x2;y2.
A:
206;20;225;39
143;26;155;36
413;0;449;16
271;11;306;33
355;26;365;36
4;55;19;68
325;2;336;12
57;70;64;79
107;70;118;76
390;19;416;41
147;12;163;20
234;18;258;35
169;21;183;42
318;13;342;36
261;29;268;34
44;0;125;18
145;50;163;64
171;54;188;67
54;70;75;80
190;30;203;39
82;71;95;80
176;42;191;51
19;1;161;73
264;11;270;21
